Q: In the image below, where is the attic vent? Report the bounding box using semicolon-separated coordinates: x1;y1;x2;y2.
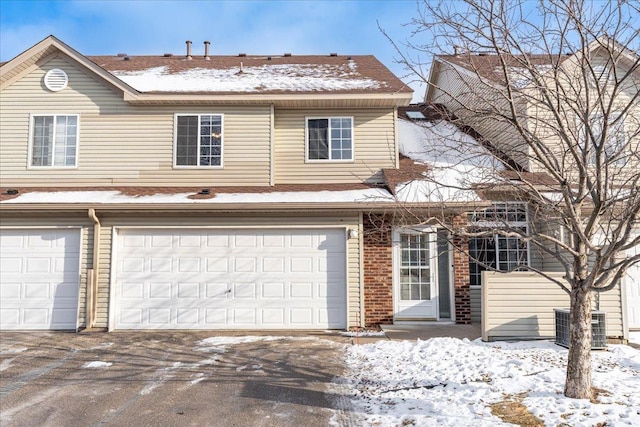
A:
43;68;68;92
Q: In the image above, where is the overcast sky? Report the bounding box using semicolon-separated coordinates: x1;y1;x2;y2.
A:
0;0;433;101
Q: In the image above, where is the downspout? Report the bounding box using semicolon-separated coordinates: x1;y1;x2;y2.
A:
394;106;399;170
87;208;101;329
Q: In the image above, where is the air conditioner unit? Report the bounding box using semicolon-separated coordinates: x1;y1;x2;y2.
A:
554;309;607;350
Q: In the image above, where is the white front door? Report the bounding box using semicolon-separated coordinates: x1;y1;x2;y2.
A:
626;239;640;330
394;230;437;320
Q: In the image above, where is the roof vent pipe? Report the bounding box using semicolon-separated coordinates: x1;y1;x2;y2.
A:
204;41;211;60
186;40;192;60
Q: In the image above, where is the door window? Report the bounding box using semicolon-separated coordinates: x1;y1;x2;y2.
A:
399;234;431;300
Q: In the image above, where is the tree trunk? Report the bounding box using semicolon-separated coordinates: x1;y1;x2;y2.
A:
564;285;593;399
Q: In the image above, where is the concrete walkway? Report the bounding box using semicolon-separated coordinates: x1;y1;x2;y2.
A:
348;323;482;344
382;323;482;341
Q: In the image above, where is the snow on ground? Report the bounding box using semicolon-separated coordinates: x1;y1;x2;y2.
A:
340;337;640;427
82;361;112;368
197;335;319;351
630;332;640;345
340;331;387;338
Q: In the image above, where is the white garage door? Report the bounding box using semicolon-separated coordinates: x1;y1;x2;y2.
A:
113;228;347;330
626;240;640;330
0;229;81;330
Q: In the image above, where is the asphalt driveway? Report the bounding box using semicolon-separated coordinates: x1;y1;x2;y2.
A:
0;331;353;427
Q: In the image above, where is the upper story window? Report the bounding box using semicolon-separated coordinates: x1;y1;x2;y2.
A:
583;113;626;166
30;115;78;168
175;114;223;167
468;202;529;286
306;117;353;161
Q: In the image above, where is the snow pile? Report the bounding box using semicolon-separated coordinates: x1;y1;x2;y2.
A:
396;119;505;202
82;361;112;368
112;62;383;93
341;337;640;426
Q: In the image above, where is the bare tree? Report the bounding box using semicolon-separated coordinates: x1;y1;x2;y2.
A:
385;0;640;399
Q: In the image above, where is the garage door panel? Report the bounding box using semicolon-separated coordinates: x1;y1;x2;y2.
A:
262;282;285;298
203;309;225;324
114;228;347;330
0;229;80;330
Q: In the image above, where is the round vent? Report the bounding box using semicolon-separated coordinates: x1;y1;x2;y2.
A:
44;68;68;92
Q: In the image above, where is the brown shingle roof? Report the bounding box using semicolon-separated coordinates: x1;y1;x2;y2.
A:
438;53;568;87
87;54;412;95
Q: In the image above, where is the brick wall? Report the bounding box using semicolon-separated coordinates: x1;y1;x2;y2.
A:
452;214;471;324
362;213;472;326
363;214;394;326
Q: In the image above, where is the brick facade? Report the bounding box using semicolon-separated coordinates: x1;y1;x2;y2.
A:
363;214;394;326
362;213;472;326
452;214;471;324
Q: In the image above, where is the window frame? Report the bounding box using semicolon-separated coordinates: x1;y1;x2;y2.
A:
27;113;80;169
173;113;224;168
583;112;626;167
468;202;531;286
304;116;354;163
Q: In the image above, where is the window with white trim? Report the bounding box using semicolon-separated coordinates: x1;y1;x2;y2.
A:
468;202;529;286
30;115;78;167
175;114;223;166
582;113;626;166
306;117;353;161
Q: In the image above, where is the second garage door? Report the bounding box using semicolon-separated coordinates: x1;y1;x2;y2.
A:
113;228;347;330
0;228;80;330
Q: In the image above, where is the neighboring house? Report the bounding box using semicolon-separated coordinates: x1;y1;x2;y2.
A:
425;39;639;340
0;36;633;343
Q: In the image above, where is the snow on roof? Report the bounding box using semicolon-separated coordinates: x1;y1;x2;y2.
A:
0;188;393;205
396;118;504;202
111;61;384;93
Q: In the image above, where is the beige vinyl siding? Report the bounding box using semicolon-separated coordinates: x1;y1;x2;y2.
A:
0;55;272;186
94;213;361;329
428;60;530;169
0;214;93;328
523;55;640;175
274;108;395;184
0;46;60;86
482;271;623;341
470;286;481;323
